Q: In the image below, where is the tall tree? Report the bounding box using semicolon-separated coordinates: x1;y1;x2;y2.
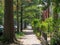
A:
4;0;16;43
20;0;23;32
16;0;19;32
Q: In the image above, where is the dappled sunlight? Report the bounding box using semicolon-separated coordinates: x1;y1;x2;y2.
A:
0;0;60;45
20;29;41;45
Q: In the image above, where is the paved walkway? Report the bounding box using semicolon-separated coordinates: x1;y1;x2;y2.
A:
20;29;42;45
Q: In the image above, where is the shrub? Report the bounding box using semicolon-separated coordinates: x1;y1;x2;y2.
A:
31;19;41;30
40;17;53;34
50;32;60;45
41;21;48;33
31;19;41;37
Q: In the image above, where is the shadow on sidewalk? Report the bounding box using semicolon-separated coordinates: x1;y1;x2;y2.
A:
24;31;34;35
21;44;40;45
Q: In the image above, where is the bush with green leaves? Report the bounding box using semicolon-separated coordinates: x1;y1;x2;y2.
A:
45;17;53;33
31;19;41;30
41;21;48;33
32;17;53;34
41;17;53;34
31;19;41;37
50;32;60;45
50;17;60;45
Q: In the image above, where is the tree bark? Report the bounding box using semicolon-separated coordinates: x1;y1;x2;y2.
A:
16;0;19;32
20;5;23;32
4;0;16;43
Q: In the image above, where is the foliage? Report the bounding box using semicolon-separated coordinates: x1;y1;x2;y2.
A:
31;19;41;38
41;17;53;33
0;4;4;25
31;19;41;29
50;32;60;45
0;35;4;41
33;29;41;38
45;17;53;33
32;17;53;37
41;21;48;33
0;0;60;44
50;0;60;45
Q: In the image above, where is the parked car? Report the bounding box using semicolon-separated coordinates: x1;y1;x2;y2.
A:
0;25;3;35
0;25;17;35
14;25;17;29
14;25;17;32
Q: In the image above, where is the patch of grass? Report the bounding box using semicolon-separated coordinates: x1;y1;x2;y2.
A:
0;32;25;42
0;35;6;43
16;32;25;38
0;35;4;41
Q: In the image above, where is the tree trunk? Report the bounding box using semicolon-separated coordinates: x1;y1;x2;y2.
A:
20;5;23;32
4;0;16;43
24;21;27;29
16;0;19;32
